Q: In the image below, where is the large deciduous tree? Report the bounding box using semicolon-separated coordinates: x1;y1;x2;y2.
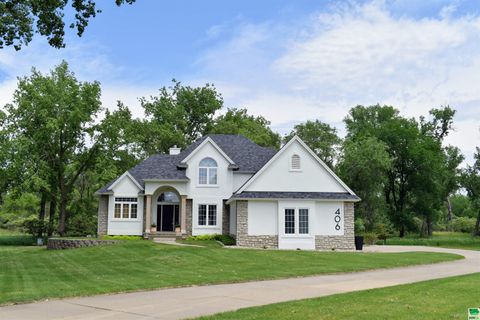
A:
5;61;102;236
139;80;224;154
0;0;135;50
344;105;461;237
208;108;281;149
462;147;480;236
337;136;392;230
284;120;341;168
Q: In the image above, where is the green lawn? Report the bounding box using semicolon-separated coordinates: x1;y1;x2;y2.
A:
197;272;480;320
0;240;461;305
0;229;35;246
379;231;480;250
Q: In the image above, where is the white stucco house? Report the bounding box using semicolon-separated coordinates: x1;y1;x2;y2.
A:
96;134;360;250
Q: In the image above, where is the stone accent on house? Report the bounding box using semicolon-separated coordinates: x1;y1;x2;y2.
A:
142;195;147;234
222;200;230;235
186;199;193;236
47;238;117;250
315;202;355;250
97;195;109;236
236;200;278;248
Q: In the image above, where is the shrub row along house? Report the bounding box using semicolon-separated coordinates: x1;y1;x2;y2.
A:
96;134;360;250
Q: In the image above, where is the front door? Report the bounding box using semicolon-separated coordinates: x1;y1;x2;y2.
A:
157;205;175;232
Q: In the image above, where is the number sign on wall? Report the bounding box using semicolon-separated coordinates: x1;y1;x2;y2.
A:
334;208;341;231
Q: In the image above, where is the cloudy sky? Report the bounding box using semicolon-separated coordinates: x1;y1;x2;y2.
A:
1;0;479;164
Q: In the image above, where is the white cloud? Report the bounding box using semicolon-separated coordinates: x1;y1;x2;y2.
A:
0;38;153;118
194;1;480;165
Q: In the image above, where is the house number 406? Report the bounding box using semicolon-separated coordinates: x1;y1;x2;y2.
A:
334;209;341;230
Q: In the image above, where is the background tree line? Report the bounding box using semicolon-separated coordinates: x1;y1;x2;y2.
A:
0;62;479;239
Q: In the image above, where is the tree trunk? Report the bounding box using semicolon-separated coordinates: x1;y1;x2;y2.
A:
426;215;433;237
38;192;47;238
475;211;480;236
446;197;453;222
48;198;56;237
57;176;68;236
399;225;405;238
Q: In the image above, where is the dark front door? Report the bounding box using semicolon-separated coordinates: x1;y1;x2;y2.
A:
161;205;174;232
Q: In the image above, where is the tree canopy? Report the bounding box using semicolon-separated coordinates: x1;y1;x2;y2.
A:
0;64;476;240
208;108;281;149
0;0;135;50
284;120;341;168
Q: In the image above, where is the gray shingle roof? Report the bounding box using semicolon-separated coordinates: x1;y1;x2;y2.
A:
96;134;277;194
229;191;360;201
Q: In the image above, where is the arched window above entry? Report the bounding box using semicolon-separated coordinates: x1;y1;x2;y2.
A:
199;157;218;185
291;154;301;170
158;191;179;203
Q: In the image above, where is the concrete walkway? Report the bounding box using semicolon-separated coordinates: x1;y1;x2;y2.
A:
1;246;479;320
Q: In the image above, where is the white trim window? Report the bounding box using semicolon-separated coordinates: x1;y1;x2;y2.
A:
199;157;218;185
284;208;295;234
299;208;309;234
290;154;301;171
284;208;309;235
114;197;138;219
198;204;217;226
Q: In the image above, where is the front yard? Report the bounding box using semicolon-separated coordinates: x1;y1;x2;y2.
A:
197;272;480;320
0;240;461;305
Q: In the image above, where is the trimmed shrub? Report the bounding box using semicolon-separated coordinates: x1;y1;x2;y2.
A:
0;235;36;246
363;232;378;245
186;234;236;246
21;216;45;237
101;235;143;241
354;218;366;236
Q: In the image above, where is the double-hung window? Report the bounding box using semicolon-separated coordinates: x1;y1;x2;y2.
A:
284;208;309;235
199;157;217;185
198;204;217;226
114;197;138;219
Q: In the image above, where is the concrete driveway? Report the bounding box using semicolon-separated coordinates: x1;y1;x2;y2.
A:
1;246;479;320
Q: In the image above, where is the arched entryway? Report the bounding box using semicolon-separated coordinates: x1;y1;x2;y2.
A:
156;191;180;232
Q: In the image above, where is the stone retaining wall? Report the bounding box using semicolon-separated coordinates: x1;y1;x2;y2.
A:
47;238;117;250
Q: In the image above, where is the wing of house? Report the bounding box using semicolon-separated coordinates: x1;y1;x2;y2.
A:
96;134;360;250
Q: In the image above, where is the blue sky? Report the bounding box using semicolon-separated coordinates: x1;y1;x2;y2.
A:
0;0;479;164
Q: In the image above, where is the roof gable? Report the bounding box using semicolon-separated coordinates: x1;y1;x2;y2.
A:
96;134;277;194
109;171;143;193
181;137;235;165
237;136;356;195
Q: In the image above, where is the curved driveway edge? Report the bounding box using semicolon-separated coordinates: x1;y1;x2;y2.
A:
1;246;479;320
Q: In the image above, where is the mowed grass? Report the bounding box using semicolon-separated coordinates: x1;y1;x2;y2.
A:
380;232;480;250
0;229;35;246
198;273;480;320
0;240;461;305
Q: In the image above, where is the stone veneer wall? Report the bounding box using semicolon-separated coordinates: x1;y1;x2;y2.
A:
315;202;355;250
222;200;230;235
47;238;117;250
186;199;193;236
97;195;109;236
236;200;278;248
142;195;147;233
